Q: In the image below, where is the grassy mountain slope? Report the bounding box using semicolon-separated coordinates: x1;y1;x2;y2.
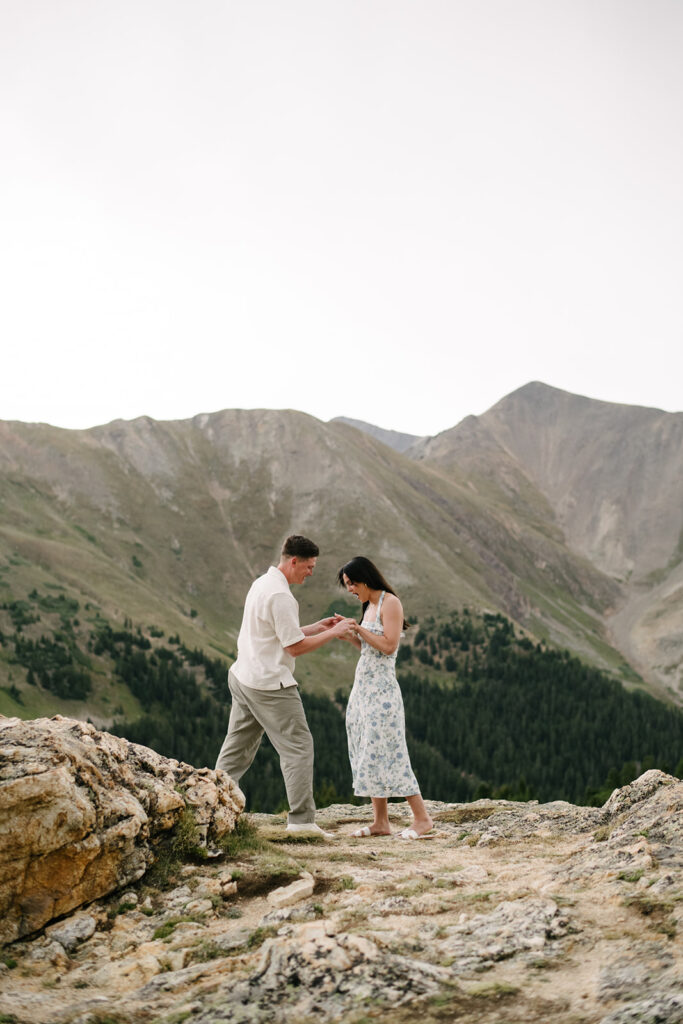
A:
409;383;683;701
0;402;635;727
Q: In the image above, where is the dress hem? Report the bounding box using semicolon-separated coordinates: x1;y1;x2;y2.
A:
353;790;421;798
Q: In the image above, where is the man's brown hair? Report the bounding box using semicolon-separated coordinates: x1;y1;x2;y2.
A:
282;535;319;559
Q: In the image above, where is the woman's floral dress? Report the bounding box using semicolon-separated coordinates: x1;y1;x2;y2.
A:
345;591;420;797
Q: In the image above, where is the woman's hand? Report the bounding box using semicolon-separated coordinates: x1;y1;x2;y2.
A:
340;620;362;649
330;616;356;638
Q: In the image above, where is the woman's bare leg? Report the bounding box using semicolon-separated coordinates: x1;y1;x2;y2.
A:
405;794;434;836
368;797;392;834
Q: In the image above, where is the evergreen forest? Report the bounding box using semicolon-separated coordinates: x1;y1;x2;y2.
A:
2;595;682;812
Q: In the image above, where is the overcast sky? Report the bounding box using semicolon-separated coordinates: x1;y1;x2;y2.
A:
2;1;682;438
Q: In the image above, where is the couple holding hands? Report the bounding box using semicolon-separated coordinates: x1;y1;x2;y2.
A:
215;534;434;840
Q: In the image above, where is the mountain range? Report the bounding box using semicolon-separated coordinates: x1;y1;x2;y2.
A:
1;381;681;722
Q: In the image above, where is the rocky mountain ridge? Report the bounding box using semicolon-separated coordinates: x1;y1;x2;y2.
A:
0;382;681;711
1;715;681;1024
330;416;425;453
408;382;683;699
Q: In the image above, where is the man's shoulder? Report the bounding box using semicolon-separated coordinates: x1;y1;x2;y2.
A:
249;567;290;599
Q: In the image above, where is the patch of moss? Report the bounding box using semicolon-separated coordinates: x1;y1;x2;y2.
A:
468;981;520;998
217;815;265;858
152;916;194;941
264;829;329;845
171;808;206;860
333;875;356;891
247;925;277;949
624;894;677;939
186;940;226;964
618;869;644;883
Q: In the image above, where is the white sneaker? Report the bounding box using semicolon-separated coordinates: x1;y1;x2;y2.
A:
285;822;336;839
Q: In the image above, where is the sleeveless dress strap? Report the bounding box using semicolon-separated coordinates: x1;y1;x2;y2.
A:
376;591;386;625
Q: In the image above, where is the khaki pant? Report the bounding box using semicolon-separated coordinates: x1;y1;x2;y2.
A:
215;670;316;825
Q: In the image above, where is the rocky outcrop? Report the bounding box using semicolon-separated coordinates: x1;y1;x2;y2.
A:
0;770;680;1024
0;715;244;946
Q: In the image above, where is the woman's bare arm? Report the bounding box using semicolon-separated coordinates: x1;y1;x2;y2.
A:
351;593;403;655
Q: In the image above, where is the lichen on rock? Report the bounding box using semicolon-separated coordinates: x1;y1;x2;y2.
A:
0;714;244;945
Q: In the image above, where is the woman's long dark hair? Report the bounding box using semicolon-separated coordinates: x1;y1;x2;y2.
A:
337;556;409;629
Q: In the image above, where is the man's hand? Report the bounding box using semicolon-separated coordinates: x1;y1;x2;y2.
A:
286;617;356;656
302;614;344;637
318;614;344;631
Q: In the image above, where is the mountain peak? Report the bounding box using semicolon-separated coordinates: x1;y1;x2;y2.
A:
493;381;674;418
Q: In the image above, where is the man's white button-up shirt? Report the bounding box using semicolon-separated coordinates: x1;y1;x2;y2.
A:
231;566;306;690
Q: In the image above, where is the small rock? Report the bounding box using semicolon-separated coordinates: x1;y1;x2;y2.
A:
602;770;676;818
373;896;414;916
184;898;214;915
25;938;71;969
45;914;97;952
266;875;315;909
165;884;193;908
196;878;222;898
478;828;502;846
91;952;162;988
259;903;320;928
213;925;252;951
649;874;676;894
158;950;188;972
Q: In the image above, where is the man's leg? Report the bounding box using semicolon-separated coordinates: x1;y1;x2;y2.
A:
238;684;316;825
215;671;265;782
267;685;316;825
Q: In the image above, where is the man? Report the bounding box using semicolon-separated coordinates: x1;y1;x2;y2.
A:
215;535;353;837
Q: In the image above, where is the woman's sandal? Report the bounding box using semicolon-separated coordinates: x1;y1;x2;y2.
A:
350;826;390;838
396;827;438;840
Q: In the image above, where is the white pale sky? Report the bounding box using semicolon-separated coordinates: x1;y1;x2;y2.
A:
1;1;682;438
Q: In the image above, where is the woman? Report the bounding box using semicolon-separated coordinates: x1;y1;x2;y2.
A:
337;556;434;839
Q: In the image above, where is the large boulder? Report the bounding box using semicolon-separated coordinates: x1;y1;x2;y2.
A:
0;715;244;946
